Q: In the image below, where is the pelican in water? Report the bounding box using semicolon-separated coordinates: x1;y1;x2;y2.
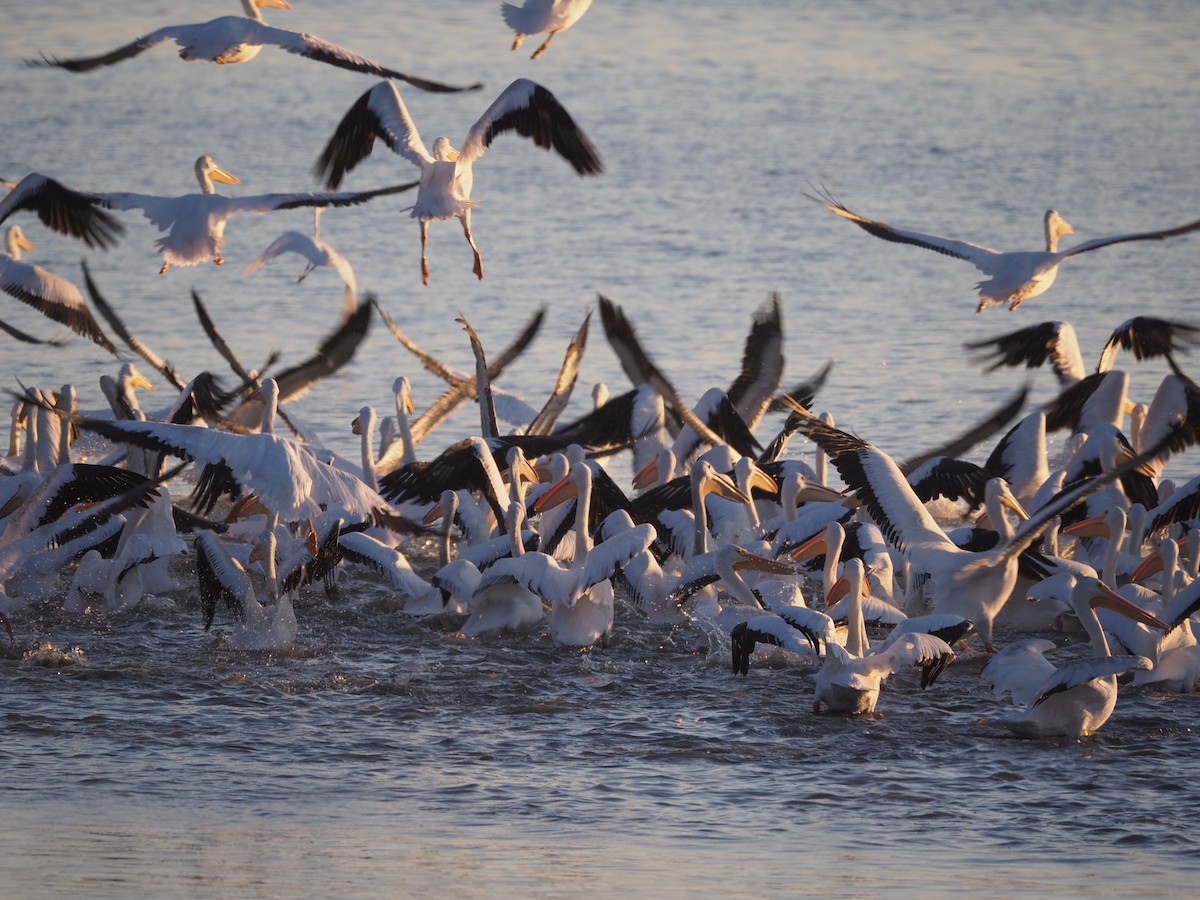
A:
983;576;1168;738
97;155;416;273
27;0;481;93
808;187;1200;312
814;559;957;715
244;209;358;321
195;529;297;651
790;406;1182;650
314;78;603;284
502;0;594;59
0;227;116;351
507;463;656;647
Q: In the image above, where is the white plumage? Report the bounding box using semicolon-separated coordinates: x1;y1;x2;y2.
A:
314;78;603;284
28;0;480;93
98;155;414;273
501;0;594;59
810;187;1200;312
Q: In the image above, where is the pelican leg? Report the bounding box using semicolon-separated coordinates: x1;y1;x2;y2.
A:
461;213;483;280
158;261;169;275
215;253;224;266
531;30;558;59
420;219;431;286
511;33;525;51
297;261;316;284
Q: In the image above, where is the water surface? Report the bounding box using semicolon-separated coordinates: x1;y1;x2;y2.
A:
2;1;1199;895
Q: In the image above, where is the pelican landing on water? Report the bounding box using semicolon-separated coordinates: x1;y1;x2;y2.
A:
807;186;1200;313
314;78;603;285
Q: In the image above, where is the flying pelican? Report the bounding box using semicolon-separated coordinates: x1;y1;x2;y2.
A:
982;576;1167;737
0;228;117;352
244;209;358;321
314;78;603;284
502;0;594;59
807;187;1200;312
97;155;417;273
27;0;481;93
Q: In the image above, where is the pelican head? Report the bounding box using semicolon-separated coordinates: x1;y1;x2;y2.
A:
5;224;33;257
1044;209;1076;251
393;376;415;415
240;0;292;21
119;362;156;394
195;155;241;193
432;138;460;162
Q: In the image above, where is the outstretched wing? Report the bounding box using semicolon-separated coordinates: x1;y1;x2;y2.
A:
25;25;177;72
314;81;434;190
254;23;480;93
806;186;1001;271
0;173;124;248
459;79;603;174
1061;218;1200;259
0;257;116;352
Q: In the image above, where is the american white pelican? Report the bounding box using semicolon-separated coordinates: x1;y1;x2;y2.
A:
314;78;603;284
1124;540;1200;692
98;155;417;273
0;173;124;249
510;464;656;646
337;529;441;612
195;529;297;651
808;187;1200;312
815;559;957;714
0;228;117;352
502;0;593;59
70;379;413;531
730;606;836;674
65;527;187;614
791;406;1182;650
626;540;795;626
982;576;1167;737
0;316;67;347
244;209;358;321
379;433;567;519
462;502;546;636
28;0;481;93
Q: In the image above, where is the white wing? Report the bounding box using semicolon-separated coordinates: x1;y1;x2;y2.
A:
338;531;436;601
981;638;1058;705
1031;655;1152;707
0;256;115;351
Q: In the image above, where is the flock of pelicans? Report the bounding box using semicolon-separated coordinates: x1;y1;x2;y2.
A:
4;2;1200;742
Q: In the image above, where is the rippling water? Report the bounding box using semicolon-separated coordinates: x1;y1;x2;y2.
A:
3;0;1200;895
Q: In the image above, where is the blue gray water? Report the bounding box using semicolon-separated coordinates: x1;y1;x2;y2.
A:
2;1;1200;895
